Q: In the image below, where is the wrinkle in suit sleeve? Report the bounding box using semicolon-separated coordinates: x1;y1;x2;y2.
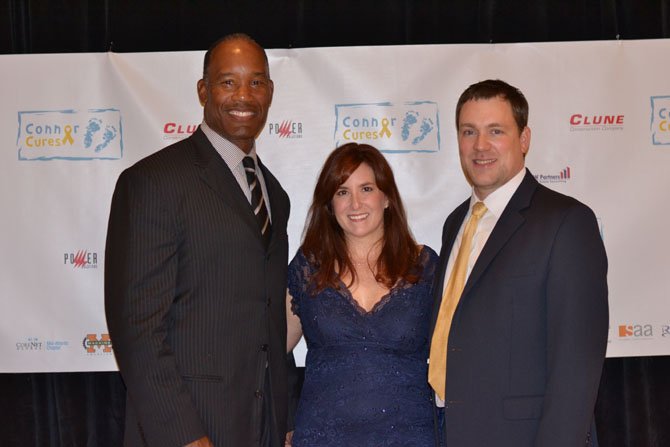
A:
105;168;206;446
535;204;609;447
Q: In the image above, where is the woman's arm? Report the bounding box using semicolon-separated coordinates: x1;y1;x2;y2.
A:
286;290;303;352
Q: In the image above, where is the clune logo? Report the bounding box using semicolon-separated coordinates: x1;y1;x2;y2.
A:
64;250;98;269
569;113;624;132
83;333;112;353
17;109;123;160
534;166;571;184
618;324;653;339
650;96;670;145
16;337;43;351
334;101;440;153
163;122;198;140
268;120;303;139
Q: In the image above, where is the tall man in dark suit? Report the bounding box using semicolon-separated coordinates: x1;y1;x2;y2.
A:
105;34;290;447
428;79;608;446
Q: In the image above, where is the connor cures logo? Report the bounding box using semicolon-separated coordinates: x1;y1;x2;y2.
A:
17;109;123;160
64;250;98;269
334;101;440;153
650;96;670;145
268;120;303;139
534;167;571;184
83;333;112;353
569;113;624;132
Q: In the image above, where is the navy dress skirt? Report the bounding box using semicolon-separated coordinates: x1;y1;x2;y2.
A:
288;246;438;446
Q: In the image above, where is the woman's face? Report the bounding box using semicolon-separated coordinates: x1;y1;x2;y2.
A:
331;162;388;245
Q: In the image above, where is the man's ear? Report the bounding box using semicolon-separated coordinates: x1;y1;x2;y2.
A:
268;79;274;106
520;126;531;155
197;79;207;106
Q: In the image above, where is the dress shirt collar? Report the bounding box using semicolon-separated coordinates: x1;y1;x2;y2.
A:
470;166;526;218
200;121;259;169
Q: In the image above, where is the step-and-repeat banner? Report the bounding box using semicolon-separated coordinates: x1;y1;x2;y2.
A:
2;39;669;372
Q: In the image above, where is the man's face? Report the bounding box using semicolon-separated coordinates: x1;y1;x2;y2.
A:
457;96;530;199
197;39;273;153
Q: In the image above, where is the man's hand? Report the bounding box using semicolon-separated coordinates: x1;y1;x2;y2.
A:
184;436;214;447
285;431;294;446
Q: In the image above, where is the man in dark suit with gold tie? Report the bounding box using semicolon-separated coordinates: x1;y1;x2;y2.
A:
429;79;608;446
105;34;290;447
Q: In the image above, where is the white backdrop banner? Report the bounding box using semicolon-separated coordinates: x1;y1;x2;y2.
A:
1;39;669;372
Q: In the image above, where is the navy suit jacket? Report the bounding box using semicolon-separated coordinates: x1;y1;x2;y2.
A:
431;170;608;447
105;128;290;447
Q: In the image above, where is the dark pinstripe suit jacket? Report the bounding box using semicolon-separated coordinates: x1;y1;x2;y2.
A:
105;128;290;447
430;170;608;447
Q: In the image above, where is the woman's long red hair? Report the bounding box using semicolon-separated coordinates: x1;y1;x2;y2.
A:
301;143;420;292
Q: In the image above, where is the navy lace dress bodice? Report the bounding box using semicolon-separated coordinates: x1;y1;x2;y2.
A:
288;246;438;446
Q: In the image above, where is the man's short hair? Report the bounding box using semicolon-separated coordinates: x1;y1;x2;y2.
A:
455;79;529;133
202;33;268;80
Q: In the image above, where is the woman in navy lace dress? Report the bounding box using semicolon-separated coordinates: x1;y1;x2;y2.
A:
286;143;438;446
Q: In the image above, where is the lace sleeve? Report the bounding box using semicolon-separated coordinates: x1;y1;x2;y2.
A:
419;245;439;283
287;250;315;318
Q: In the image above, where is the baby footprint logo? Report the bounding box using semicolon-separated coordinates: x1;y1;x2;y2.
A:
84;118;118;152
401;111;434;145
84;118;101;148
97;125;118;152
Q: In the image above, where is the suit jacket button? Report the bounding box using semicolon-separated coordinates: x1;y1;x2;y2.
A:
254;390;263;398
266;299;271;307
260;344;268;351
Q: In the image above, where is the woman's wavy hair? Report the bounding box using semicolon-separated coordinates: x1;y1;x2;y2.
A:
301;143;420;292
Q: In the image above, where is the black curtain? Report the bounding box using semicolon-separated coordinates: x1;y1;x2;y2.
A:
2;357;669;446
1;1;669;446
2;0;670;54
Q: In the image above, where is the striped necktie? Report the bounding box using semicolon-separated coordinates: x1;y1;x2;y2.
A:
242;156;271;249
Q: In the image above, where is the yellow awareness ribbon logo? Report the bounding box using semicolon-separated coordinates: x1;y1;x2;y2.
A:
62;125;75;145
379;118;392;138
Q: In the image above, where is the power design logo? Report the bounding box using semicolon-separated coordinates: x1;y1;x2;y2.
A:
268;120;303;139
64;250;98;269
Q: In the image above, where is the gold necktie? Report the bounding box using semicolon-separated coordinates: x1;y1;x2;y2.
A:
429;201;488;401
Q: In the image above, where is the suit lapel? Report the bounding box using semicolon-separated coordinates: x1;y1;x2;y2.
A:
258;157;288;251
460;170;538;297
190;129;261;240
